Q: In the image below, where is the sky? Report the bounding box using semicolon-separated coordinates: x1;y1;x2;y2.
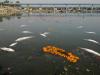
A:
1;0;100;3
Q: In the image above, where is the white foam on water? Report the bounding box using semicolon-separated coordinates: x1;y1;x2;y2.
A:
80;47;100;56
0;47;15;52
9;42;18;47
15;36;33;42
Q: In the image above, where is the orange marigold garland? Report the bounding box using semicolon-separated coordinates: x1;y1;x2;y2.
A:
42;46;79;63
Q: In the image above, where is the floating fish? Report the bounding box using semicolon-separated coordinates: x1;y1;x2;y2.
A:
86;68;91;72
77;26;83;29
84;39;99;44
80;47;100;56
85;32;96;34
64;66;68;71
15;36;33;42
40;32;49;37
0;47;15;52
9;42;18;47
22;31;32;34
20;25;28;27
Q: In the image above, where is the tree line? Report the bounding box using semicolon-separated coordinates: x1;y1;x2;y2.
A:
0;0;20;4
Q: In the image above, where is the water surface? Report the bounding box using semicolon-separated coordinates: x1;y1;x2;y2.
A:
0;15;100;75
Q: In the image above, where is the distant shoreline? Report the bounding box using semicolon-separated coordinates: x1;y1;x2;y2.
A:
0;3;100;16
0;5;20;16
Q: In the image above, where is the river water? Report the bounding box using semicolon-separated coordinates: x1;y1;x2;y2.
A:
0;14;100;75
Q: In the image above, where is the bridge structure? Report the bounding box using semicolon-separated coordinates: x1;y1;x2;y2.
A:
3;3;100;6
1;3;100;16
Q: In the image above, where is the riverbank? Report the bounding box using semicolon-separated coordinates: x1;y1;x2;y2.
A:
0;6;21;16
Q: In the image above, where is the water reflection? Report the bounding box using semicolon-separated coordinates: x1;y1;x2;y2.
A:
0;16;3;22
0;13;100;22
0;13;22;22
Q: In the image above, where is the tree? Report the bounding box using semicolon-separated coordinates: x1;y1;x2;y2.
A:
16;1;20;4
15;1;20;7
4;0;9;3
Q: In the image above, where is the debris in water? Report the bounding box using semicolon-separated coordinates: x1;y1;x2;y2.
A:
0;47;15;52
42;46;79;63
79;47;100;56
15;36;33;42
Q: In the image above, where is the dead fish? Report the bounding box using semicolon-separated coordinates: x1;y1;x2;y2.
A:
0;47;15;52
80;47;100;56
84;39;99;44
77;26;83;29
9;42;18;47
20;25;28;27
86;68;91;72
15;36;33;42
64;66;68;71
40;32;49;37
22;31;32;34
85;32;96;34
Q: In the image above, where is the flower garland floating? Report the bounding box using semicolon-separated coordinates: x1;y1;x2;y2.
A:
42;46;79;63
